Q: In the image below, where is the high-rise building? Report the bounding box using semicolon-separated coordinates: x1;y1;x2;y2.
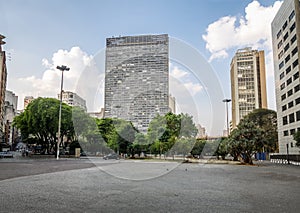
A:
0;34;7;145
104;34;169;132
58;91;87;112
24;96;34;109
271;0;300;154
169;94;176;114
196;124;206;138
4;91;18;148
230;47;268;128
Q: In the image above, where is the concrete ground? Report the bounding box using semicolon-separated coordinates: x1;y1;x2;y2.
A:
1;155;300;213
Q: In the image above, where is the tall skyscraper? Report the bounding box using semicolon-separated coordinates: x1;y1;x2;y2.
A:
104;34;169;132
230;47;267;128
271;0;300;154
0;34;7;145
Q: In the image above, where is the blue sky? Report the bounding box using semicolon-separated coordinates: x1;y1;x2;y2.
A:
0;0;282;136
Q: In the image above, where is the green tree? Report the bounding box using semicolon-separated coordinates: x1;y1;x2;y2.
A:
215;137;229;160
229;121;264;164
293;131;300;147
242;109;278;152
13;97;74;154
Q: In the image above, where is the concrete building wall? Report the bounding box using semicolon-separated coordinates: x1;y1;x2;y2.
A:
58;91;87;112
104;34;169;132
230;47;268;129
0;34;7;144
272;0;300;154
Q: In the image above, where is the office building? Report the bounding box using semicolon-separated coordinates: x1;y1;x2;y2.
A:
58;91;87;111
0;34;7;145
271;0;300;154
230;47;268;128
104;34;169;132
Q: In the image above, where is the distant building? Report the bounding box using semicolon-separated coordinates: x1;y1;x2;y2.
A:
271;0;300;154
0;34;7;146
230;47;267;129
58;91;87;111
4;91;18;148
196;124;206;138
24;96;34;109
223;129;229;137
169;94;176;114
88;108;105;119
104;34;169;132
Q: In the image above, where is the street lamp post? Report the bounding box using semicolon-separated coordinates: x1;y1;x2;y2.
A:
56;65;70;160
223;99;231;136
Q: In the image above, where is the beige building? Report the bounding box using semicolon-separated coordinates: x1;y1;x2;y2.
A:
230;47;267;128
169;94;176;114
0;34;7;145
271;0;300;154
58;91;87;112
24;96;34;109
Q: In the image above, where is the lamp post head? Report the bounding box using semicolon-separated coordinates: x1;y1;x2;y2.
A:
223;99;231;103
56;65;70;71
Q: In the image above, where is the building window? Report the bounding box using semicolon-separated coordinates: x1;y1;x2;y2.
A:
282;21;288;31
294;72;299;80
291;142;294;148
291;34;297;44
285;54;291;63
289;10;295;21
284;130;289;136
284;43;290;52
280;72;285;80
292;46;298;56
295;85;300;93
280;83;285;90
288;101;294;108
283;32;289;41
290;22;296;33
296;97;300;105
293;59;299;69
289;113;295;123
277;30;282;39
290;129;296;136
296;110;300;121
278;40;283;49
287;77;292;86
282;105;287;111
287;89;293;97
279;61;284;69
283;116;288;125
286;66;291;74
281;94;286;101
278;50;284;59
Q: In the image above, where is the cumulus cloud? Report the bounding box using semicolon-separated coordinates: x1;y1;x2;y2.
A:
203;0;283;62
13;46;105;111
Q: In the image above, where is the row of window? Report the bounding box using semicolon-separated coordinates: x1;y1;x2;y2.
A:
283;127;300;137
282;95;300;112
279;58;298;70
282;110;300;125
280;72;300;90
276;10;295;39
277;33;297;57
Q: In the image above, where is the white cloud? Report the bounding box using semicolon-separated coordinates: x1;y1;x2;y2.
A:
12;46;105;111
203;0;283;63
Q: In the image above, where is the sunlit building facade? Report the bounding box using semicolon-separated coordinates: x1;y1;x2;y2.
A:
0;34;7;145
272;0;300;154
230;47;268;129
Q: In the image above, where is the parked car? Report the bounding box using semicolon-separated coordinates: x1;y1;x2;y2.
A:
103;153;119;160
0;151;13;158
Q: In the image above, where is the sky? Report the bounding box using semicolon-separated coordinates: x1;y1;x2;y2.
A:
0;0;283;136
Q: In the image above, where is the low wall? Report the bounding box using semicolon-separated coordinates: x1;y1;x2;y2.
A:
270;154;300;165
